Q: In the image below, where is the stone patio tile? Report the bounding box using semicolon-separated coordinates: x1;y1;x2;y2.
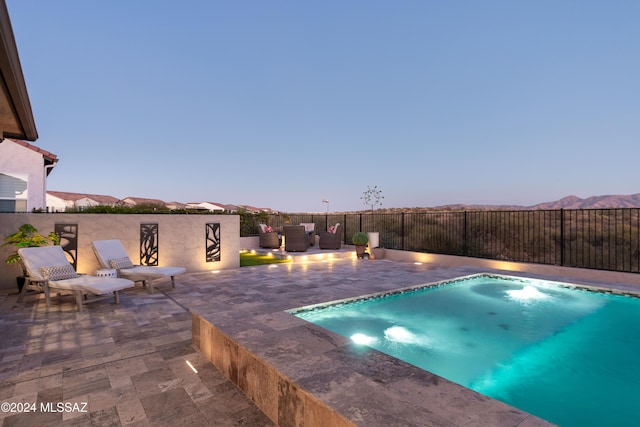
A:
140;387;207;426
4;254;633;426
116;395;148;426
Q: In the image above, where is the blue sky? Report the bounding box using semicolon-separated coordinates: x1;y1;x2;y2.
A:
7;1;640;212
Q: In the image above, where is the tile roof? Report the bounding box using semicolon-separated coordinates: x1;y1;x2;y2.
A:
5;138;57;162
47;191;120;204
122;196;167;205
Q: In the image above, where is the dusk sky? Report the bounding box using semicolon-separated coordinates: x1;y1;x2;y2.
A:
7;1;640;212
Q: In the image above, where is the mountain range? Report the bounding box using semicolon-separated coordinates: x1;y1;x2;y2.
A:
433;194;640;210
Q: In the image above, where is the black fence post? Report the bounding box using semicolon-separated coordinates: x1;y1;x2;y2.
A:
401;212;405;250
343;214;347;243
560;208;565;267
463;211;468;256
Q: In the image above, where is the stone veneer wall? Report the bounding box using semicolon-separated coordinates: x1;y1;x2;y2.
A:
192;312;355;427
0;213;239;290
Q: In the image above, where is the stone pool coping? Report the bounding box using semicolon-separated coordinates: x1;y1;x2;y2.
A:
188;259;601;426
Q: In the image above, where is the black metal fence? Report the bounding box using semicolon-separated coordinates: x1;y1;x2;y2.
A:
252;209;640;274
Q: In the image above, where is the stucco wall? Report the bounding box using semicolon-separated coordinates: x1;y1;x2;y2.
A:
0;140;47;211
0;213;239;290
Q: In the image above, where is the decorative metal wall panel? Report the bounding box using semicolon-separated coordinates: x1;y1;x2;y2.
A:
55;223;78;269
140;223;159;266
205;223;221;262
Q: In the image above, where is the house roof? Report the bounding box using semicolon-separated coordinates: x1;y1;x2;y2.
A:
5;138;56;161
122;196;167;205
187;201;229;209
1;138;57;175
0;2;37;141
47;191;119;205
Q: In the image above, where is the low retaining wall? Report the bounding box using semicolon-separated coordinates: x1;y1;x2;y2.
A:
0;213;239;290
192;312;355;427
382;249;640;287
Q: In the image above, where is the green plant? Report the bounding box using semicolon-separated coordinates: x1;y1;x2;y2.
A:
3;224;59;276
352;232;369;246
239;252;291;267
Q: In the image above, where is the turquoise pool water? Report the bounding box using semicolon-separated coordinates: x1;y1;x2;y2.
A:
292;274;640;427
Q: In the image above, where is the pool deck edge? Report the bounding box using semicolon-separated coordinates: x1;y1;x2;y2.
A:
190;263;559;426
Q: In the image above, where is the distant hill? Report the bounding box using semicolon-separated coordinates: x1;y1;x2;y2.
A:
432;194;640;211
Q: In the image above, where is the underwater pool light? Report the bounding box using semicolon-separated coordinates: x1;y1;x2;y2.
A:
384;325;424;345
506;285;549;301
351;333;377;345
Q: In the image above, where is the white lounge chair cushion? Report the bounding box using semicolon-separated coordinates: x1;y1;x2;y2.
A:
109;256;134;269
92;239;186;281
18;246;135;294
41;264;79;281
48;275;135;294
116;265;186;281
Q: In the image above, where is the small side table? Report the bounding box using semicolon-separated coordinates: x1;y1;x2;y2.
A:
96;268;117;278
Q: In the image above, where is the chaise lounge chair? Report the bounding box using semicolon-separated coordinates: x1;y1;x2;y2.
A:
91;239;186;294
18;246;134;311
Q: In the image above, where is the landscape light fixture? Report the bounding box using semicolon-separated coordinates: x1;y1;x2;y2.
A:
322;199;329;213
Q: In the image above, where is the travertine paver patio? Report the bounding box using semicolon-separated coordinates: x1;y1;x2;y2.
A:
0;276;275;426
2;251;638;426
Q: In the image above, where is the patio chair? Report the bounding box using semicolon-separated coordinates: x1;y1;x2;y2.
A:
283;225;310;252
91;239;186;294
300;223;316;246
17;246;134;312
319;223;342;250
257;224;280;249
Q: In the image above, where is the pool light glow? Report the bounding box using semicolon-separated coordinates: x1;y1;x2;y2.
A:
350;333;378;345
506;285;550;302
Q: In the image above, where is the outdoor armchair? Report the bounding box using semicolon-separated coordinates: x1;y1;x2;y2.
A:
18;245;134;311
319;223;342;250
257;224;280;249
283;225;310;252
91;239;186;294
300;223;316;246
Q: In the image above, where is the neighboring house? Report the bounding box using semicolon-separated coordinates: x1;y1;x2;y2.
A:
46;191;120;212
219;203;240;212
165;201;187;210
0;139;57;212
186;201;227;212
238;204;275;214
121;196;167;207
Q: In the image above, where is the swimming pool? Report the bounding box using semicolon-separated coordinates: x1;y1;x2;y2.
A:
290;274;640;427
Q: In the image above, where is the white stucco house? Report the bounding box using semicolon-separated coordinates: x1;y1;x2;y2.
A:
0;2;45;213
46;191;120;212
186;201;228;212
121;196;167;207
0;139;57;212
